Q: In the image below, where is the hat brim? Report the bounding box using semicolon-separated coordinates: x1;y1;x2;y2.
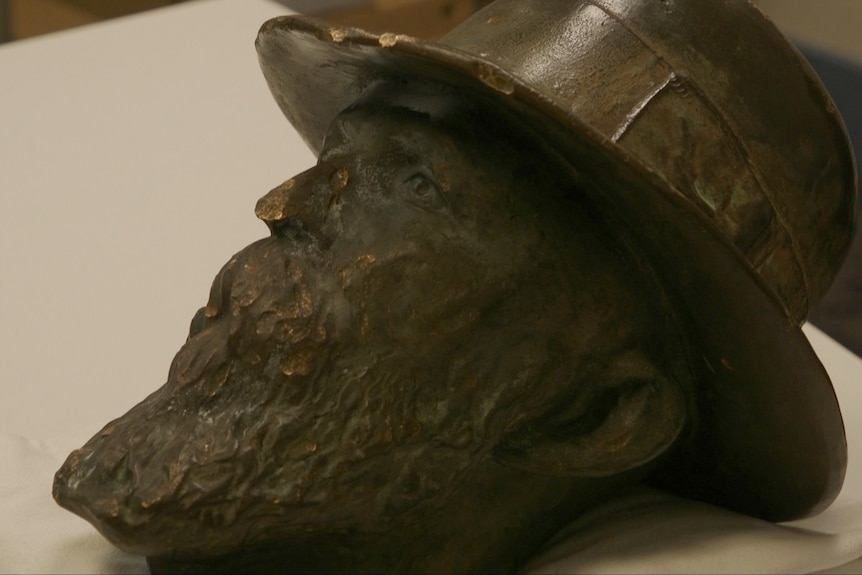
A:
255;15;846;521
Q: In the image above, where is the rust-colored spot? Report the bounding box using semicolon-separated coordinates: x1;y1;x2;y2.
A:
355;254;376;270
255;179;295;223
330;167;350;193
378;33;398;48
281;349;314;376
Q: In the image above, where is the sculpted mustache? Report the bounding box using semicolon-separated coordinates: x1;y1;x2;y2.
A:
187;234;330;340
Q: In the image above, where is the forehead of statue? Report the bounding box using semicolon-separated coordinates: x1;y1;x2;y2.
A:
323;97;572;210
321;105;491;163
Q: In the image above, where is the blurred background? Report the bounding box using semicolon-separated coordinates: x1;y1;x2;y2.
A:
0;0;860;63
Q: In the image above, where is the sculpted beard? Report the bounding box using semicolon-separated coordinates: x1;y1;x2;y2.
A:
53;214;568;558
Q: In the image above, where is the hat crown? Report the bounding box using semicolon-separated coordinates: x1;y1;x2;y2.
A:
443;0;856;322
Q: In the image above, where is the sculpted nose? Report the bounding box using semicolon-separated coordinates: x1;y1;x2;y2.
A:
255;165;350;235
255;175;324;235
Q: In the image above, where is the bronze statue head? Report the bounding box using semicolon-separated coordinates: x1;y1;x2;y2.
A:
53;89;692;572
54;0;855;572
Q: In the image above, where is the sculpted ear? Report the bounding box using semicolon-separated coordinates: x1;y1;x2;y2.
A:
494;354;687;478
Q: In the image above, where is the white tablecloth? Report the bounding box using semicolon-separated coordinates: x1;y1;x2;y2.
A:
1;1;860;572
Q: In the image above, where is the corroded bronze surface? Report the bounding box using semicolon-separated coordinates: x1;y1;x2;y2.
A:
55;99;690;572
53;0;856;572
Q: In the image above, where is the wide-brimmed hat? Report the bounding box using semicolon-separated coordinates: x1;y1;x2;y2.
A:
255;0;856;521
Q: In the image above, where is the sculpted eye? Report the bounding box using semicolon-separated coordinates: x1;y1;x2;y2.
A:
400;170;446;211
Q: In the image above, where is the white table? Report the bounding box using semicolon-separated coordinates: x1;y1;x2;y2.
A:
1;1;860;572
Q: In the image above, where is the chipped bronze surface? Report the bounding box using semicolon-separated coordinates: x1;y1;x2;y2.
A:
54;0;855;572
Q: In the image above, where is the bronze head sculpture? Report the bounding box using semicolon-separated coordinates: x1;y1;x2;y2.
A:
53;0;857;573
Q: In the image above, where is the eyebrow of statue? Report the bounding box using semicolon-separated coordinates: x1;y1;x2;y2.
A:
319;119;358;162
